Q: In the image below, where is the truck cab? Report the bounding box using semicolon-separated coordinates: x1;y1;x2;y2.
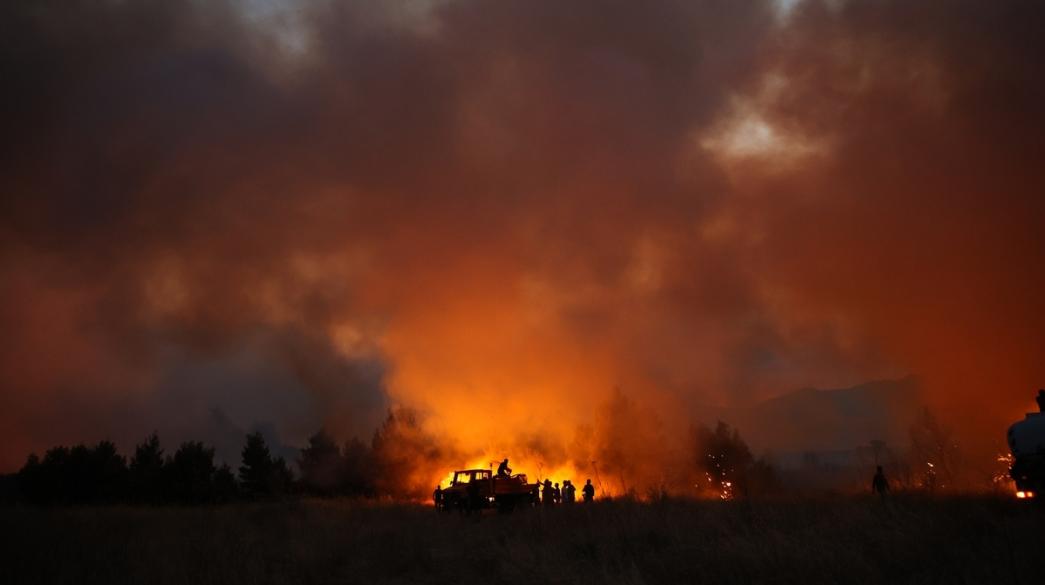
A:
439;467;537;512
452;469;491;486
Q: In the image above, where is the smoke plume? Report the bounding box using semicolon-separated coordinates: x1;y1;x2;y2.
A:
2;0;1043;491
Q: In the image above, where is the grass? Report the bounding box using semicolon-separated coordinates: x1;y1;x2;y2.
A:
1;495;1040;585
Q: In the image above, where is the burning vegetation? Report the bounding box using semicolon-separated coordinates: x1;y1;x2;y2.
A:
4;0;1045;580
2;0;1045;489
13;391;1036;506
691;421;777;500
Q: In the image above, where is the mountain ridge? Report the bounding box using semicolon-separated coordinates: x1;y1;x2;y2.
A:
704;376;923;453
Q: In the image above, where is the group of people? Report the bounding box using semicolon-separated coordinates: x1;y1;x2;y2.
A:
537;478;595;505
435;458;900;509
502;458;597;506
433;458;599;512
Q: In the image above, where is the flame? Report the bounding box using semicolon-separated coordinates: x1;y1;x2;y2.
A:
993;452;1017;496
434;455;591;493
701;466;736;500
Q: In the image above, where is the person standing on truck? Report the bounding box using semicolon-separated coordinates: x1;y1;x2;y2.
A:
497;458;512;477
872;465;890;498
582;479;595;503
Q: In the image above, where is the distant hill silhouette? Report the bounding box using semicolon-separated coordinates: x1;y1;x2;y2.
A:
707;376;922;454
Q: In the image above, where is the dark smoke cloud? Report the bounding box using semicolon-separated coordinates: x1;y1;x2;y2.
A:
747;0;1045;449
1;0;1043;482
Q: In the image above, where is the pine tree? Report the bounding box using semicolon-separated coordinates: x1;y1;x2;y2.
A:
239;432;274;497
129;433;165;503
212;463;239;502
90;440;127;503
693;421;754;500
342;437;375;496
166;441;216;503
299;429;341;495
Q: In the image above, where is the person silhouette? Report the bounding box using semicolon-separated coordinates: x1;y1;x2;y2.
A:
497;458;512;477
433;484;442;511
564;480;577;503
582;479;595;503
872;465;890;498
542;479;554;506
1036;389;1045;413
553;482;561;504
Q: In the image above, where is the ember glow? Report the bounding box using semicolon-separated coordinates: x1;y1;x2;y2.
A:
993;453;1015;493
2;0;1045;497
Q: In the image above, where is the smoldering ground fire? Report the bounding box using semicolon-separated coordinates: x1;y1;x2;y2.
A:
2;0;1045;499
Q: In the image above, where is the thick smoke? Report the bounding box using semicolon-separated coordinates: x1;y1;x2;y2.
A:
748;0;1045;452
1;0;1043;490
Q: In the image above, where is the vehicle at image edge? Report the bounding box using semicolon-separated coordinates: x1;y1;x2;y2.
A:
1008;411;1045;500
439;468;539;512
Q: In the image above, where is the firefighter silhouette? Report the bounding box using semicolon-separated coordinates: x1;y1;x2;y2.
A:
497;458;512;477
582;479;595;502
564;480;577;503
872;465;890;497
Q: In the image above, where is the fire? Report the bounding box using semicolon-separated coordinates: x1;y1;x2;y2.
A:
701;469;736;500
434;455;592;494
992;452;1017;496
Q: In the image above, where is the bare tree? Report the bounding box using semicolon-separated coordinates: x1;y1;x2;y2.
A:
908;408;961;491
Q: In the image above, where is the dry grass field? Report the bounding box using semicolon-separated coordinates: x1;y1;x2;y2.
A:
2;496;1040;585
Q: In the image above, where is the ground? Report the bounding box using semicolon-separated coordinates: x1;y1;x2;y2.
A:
2;496;1040;585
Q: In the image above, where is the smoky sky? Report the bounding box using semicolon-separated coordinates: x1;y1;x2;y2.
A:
1;0;1044;472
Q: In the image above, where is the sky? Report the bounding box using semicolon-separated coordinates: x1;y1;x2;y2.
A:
2;0;1044;481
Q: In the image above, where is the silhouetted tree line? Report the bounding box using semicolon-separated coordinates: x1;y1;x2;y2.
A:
9;407;441;505
297;409;444;498
15;432;293;505
7;408;779;505
296;431;376;497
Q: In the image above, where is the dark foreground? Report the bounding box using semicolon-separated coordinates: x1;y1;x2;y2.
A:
2;496;1039;585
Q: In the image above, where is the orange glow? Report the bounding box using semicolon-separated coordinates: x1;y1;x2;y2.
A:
435;456;592;495
4;0;1045;495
